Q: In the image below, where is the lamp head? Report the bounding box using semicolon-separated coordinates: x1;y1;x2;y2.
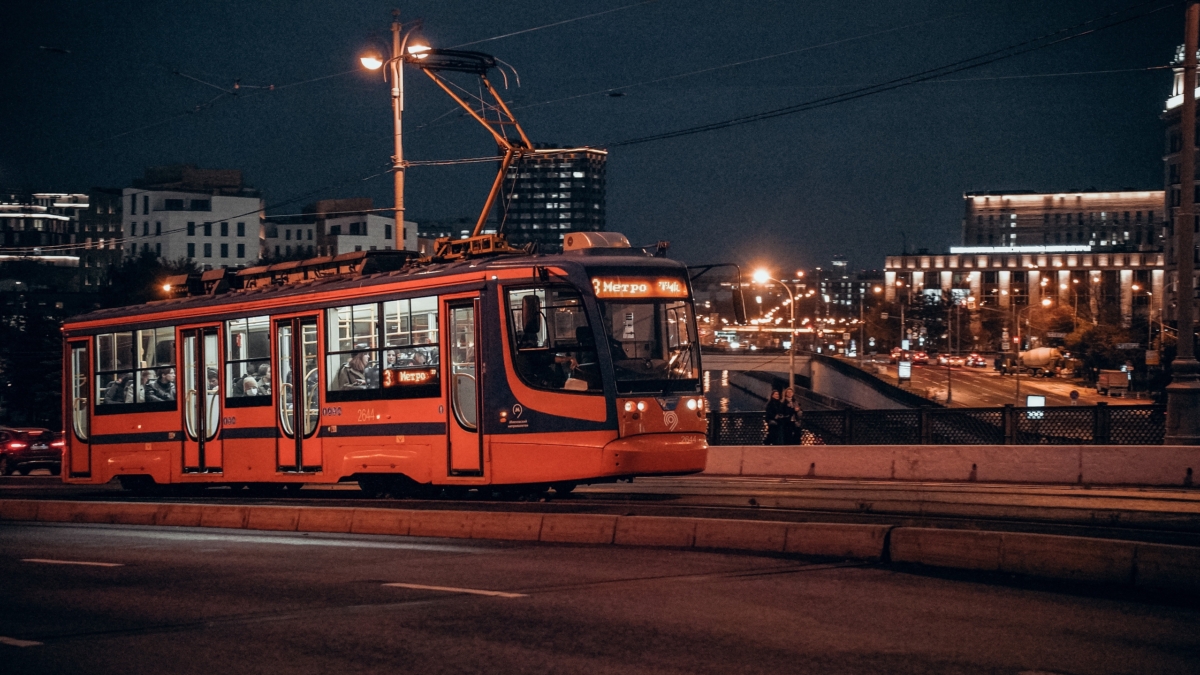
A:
406;43;431;59
751;269;770;284
359;48;384;70
1041;298;1052;307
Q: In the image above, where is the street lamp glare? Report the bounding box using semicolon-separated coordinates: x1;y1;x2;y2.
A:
359;51;384;70
752;268;770;284
406;43;431;59
1041;298;1052;307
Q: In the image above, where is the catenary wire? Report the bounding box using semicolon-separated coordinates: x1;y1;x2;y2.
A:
607;0;1182;147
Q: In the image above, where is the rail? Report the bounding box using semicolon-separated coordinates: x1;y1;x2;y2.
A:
706;403;1165;446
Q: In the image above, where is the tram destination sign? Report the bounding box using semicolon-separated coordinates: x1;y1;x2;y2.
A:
382;368;438;388
591;276;689;299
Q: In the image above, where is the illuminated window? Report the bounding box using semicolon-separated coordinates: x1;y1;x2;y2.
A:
225;316;271;405
94;327;176;413
326;297;439;401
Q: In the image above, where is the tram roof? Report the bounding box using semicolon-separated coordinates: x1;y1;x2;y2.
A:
64;251;689;329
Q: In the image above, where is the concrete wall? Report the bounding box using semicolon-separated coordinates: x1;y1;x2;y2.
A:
705;444;1199;487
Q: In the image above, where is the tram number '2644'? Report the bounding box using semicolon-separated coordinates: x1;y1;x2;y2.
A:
357;408;376;422
321;407;342;417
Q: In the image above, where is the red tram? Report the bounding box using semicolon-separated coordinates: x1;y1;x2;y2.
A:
60;233;707;495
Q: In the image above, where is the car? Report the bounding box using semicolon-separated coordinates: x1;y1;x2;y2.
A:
937;354;966;367
965;353;987;368
0;427;62;476
912;351;929;365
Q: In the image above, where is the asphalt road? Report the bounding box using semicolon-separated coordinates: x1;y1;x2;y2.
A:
1;522;1197;674
872;362;1145;408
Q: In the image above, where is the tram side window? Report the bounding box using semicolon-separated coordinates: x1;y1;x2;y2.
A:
326;297;440;401
226;316;271;406
327;303;379;391
507;287;600;393
95;327;176;411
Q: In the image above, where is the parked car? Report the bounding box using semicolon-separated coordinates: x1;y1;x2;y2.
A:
0;427;62;476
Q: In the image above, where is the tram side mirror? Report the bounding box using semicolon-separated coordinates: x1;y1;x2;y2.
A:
688;263;749;326
730;283;748;326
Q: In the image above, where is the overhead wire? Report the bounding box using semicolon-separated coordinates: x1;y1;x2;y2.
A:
508;10;968;113
449;0;659;48
607;0;1183;147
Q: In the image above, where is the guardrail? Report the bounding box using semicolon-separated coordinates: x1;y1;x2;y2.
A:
706;403;1165;446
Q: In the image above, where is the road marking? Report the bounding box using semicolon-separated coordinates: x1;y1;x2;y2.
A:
25;527;479;553
383;582;527;598
0;636;43;647
22;558;123;567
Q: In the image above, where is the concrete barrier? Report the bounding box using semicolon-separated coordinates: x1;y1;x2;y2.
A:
246;506;301;531
785;523;891;560
706;444;1200;487
1;500;1195;593
539;514;617;544
350;508;410;536
613;516;700;547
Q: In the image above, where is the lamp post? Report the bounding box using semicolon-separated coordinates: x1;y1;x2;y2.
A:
1014;297;1053;404
359;11;424;250
859;285;882;363
754;269;796;390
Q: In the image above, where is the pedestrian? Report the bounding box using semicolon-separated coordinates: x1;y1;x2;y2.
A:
764;390;784;445
782;387;803;444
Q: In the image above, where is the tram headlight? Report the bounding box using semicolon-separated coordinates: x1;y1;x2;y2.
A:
636;401;646;412
624;401;633;412
686;398;698;411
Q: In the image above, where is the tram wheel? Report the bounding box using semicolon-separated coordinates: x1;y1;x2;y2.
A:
117;475;156;493
357;475;391;499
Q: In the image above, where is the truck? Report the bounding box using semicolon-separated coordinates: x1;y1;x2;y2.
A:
998;347;1062;377
1096;369;1130;396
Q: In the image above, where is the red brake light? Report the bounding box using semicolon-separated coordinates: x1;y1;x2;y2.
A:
9;442;27;450
51;440;65;448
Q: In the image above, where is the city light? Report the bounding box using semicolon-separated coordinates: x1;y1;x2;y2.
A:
752;268;770;284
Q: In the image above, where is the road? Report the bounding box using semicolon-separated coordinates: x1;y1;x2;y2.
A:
1;521;1197;674
868;361;1145;408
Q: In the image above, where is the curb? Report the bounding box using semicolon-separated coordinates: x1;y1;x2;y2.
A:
2;499;1196;592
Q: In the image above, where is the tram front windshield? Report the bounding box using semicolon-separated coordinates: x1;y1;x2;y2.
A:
597;298;700;394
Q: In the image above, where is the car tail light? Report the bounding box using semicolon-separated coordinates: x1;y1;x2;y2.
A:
9;442;27;450
51;440;65;448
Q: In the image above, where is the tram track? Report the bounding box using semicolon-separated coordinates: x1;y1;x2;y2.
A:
3;475;1199;547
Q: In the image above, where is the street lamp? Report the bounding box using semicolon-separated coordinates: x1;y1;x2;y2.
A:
859;285;882;363
753;268;796;390
1014;297;1053;404
359;11;427;252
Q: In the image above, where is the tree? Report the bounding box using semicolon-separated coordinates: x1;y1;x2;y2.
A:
103;252;197;307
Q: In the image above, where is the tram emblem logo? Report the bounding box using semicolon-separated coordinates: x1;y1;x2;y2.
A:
512;404;523;418
663;411;679;430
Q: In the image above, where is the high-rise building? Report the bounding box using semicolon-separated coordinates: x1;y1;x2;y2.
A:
962;190;1164;251
496;145;606;251
1164;43;1199;322
121;165;263;268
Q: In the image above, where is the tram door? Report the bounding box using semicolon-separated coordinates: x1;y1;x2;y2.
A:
445;296;482;475
275;316;321;471
67;340;92;477
181;326;222;472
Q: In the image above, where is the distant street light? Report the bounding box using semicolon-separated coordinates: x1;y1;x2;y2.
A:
753;268;796;390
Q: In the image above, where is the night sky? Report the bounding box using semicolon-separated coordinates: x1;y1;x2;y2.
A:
0;1;1184;271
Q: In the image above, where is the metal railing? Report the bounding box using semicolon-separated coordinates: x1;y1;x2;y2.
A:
706;403;1165;446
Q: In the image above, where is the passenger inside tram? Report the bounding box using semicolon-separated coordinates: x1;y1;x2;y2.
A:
145;367;176;402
